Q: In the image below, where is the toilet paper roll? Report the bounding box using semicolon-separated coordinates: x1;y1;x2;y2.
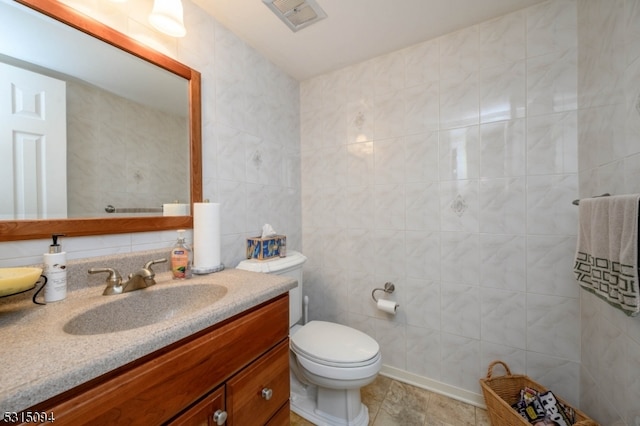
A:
193;202;221;271
377;299;399;314
163;203;189;216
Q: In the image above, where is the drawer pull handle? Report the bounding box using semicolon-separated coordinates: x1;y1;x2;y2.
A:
213;409;228;425
261;387;273;400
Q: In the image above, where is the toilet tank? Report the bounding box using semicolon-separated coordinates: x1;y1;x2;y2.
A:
236;251;307;328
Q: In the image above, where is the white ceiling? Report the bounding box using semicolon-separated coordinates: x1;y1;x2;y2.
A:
192;0;545;81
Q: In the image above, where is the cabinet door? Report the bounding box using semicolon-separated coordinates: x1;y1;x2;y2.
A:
168;385;226;426
226;339;289;426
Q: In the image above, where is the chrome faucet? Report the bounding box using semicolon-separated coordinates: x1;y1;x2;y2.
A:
125;258;167;292
89;258;167;295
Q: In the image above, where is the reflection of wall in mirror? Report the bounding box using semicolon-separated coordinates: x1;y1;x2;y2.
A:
66;80;189;217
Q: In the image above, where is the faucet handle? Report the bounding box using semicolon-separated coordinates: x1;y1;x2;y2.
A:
143;258;167;275
88;267;122;283
88;267;123;295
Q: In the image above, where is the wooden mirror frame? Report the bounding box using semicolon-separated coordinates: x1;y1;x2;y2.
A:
0;0;202;242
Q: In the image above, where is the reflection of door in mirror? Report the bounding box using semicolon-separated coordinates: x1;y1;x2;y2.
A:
0;61;67;220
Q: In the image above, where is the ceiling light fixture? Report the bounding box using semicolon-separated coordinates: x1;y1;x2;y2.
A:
149;0;186;37
263;0;327;32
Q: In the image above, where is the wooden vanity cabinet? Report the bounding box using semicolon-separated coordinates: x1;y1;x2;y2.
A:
21;294;290;426
169;339;290;426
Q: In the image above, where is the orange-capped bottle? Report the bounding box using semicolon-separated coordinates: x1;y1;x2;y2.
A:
170;229;192;280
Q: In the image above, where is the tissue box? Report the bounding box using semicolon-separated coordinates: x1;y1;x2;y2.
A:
246;235;286;260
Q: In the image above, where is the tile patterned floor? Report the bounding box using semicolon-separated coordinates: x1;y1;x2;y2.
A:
290;376;490;426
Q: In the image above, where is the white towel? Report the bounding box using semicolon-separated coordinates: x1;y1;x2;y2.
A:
574;194;640;316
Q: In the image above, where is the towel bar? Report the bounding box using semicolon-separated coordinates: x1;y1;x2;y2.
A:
572;193;610;206
105;205;163;213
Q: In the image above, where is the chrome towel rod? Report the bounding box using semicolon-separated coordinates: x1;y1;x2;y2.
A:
572;193;610;206
105;205;163;213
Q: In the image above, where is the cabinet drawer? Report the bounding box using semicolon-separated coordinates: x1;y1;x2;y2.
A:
167;385;225;426
227;339;289;426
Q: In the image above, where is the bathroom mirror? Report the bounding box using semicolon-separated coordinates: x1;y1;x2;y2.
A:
0;0;202;241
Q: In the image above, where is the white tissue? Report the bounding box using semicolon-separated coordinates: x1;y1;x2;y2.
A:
377;299;399;314
261;223;277;239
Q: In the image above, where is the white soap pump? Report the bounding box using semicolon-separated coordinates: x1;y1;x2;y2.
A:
43;234;67;303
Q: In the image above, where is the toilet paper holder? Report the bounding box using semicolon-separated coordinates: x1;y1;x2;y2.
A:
371;282;395;303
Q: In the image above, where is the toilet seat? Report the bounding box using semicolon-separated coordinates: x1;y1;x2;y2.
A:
291;321;379;365
295;350;382;382
291;321;380;369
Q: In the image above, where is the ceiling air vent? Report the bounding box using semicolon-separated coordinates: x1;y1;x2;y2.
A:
263;0;327;32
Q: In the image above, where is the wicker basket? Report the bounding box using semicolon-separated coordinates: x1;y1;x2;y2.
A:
479;361;599;426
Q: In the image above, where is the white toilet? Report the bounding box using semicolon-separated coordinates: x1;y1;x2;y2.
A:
236;251;382;426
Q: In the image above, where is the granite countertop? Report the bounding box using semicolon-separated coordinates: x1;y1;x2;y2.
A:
0;268;296;414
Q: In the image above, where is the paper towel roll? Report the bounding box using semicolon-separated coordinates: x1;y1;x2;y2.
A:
377;299;399;314
163;203;189;216
193;202;221;271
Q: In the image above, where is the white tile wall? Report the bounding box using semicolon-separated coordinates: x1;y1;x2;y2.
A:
578;1;640;425
300;0;582;406
0;0;301;274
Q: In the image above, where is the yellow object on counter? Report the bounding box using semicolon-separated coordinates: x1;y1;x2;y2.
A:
0;267;43;297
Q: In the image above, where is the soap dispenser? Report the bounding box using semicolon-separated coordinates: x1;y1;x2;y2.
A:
171;229;192;280
43;234;67;302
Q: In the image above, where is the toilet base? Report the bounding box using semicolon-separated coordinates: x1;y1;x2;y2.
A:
290;372;369;426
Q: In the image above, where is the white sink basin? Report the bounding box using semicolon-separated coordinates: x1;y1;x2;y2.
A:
63;284;227;335
0;267;43;297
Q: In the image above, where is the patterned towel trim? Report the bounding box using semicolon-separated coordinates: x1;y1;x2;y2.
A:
574;251;639;317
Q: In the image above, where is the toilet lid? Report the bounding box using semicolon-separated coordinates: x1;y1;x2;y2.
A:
291;321;379;365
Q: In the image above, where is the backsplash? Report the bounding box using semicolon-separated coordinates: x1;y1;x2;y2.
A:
0;248;171;306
